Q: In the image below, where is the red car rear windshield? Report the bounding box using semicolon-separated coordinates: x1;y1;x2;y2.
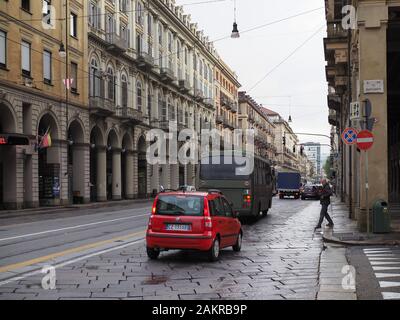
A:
156;195;204;216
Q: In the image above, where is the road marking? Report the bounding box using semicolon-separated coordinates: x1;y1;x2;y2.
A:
382;292;400;300
366;254;394;257
370;261;400;266
379;281;400;288
0;230;146;273
0;214;149;242
364;248;390;251
0;238;145;287
368;258;400;261
372;266;400;271
364;250;392;254
375;273;400;279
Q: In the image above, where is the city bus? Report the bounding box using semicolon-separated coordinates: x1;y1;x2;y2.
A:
198;151;274;220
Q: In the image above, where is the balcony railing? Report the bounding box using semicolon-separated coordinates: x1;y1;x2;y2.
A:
105;32;128;54
216;115;223;124
326;21;348;39
231;103;238;113
178;80;191;93
160;67;175;83
327;93;341;111
117;106;144;124
194;89;204;102
137;52;154;70
89;96;115;116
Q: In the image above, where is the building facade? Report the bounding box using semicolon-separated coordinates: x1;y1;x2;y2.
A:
0;0;88;209
324;0;400;230
238;92;276;163
0;0;240;209
264;108;300;173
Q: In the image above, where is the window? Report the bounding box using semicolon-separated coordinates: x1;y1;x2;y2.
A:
147;87;152;118
136;34;143;53
89;2;101;29
0;31;6;68
107;67;115;101
148;14;152;36
222;198;233;218
136;1;143;25
158;24;163;45
168;32;172;52
136;81;142;111
43;50;52;84
121;74;128;108
70;62;78;93
210;198;224;217
89;58;100;97
21;40;31;77
70;13;77;37
21;0;30;12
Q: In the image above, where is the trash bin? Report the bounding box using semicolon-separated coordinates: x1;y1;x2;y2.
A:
372;200;391;233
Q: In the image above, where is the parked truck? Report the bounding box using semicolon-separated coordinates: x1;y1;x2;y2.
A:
277;172;301;199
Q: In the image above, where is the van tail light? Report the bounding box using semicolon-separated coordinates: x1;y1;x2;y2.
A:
243;194;252;208
204;217;213;231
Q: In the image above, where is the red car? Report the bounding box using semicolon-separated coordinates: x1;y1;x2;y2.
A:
146;190;243;262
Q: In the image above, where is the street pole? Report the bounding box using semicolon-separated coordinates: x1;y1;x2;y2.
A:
366;150;370;236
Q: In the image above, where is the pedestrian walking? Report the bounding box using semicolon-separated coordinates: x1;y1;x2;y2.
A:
315;179;334;229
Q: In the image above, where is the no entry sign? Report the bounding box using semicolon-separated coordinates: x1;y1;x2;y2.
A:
342;128;358;145
357;130;374;150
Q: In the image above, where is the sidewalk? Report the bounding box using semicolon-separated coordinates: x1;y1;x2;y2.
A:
322;199;400;246
0;198;153;220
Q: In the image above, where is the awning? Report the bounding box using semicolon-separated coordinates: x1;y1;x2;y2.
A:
0;134;30;146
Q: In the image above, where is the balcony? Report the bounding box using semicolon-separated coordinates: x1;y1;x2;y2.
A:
204;99;215;110
327;93;341;111
137;52;154;71
221;97;232;110
89;96;115;116
117;106;144;125
160;68;175;83
335;75;347;88
216;115;223;124
178;80;191;93
194;89;204;102
105;33;128;54
324;21;349;63
231;103;238;113
328;109;339;127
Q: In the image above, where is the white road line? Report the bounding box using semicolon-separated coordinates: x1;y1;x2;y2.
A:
364;250;393;254
379;281;400;288
364;248;390;251
382;292;400;300
0;214;149;242
369;258;400;261
375;273;400;279
366;253;395;258
0;238;145;287
370;261;400;266
373;266;400;271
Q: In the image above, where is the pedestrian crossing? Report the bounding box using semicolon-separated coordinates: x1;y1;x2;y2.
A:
364;248;400;300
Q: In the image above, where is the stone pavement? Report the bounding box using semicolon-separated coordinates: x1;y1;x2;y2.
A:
322;200;400;246
0;199;357;300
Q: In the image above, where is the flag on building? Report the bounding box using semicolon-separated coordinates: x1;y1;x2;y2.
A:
63;78;74;90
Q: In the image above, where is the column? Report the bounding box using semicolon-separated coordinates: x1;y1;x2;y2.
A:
112;150;122;200
97;147;107;202
125;151;134;199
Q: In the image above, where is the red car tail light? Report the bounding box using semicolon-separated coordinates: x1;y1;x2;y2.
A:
243;194;252;208
204;217;213;231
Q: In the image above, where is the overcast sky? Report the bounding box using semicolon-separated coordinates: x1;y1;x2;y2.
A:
176;0;330;158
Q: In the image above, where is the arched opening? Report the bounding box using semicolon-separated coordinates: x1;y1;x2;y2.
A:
106;130;120;200
37;113;60;207
0;102;17;209
90;126;104;202
68;120;85;204
137;136;147;198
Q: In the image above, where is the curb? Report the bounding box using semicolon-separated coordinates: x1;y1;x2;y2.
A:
322;234;400;246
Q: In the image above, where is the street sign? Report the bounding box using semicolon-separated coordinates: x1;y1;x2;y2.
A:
357;130;374;151
341;128;358;145
350;102;361;120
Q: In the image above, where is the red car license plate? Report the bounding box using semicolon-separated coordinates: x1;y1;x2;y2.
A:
165;224;191;231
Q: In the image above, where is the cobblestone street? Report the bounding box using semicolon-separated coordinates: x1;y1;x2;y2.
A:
0;199;356;300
